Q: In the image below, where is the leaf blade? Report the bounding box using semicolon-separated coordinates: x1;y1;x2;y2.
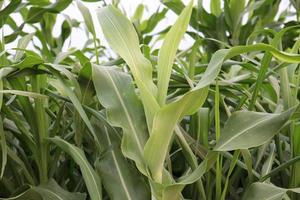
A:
49;137;102;200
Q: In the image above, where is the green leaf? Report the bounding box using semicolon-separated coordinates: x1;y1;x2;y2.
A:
214;107;298;151
157;0;193;105
0;67;15;108
0;90;48;99
0;190;41;200
160;152;217;199
49;137;102;200
229;0;245;28
93;118;150;200
47;64;100;148
210;0;222;17
11;51;44;69
141;8;167;34
28;0;51;6
92;65;148;172
243;182;286;200
243;182;300;200
6;146;36;185
0;179;86;200
26;0;72;23
0;116;7;178
97;6;159;128
32;179;87;200
76;0;96;36
0;0;21;28
261;143;276;180
144;86;209;182
14;33;35;62
144;41;300;182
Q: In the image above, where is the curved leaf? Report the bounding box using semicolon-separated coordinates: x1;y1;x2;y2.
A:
93;118;150;200
243;182;300;200
97;5;159;128
92;65;148;171
49;137;102;200
144;87;209;182
214;106;298;151
0;179;86;200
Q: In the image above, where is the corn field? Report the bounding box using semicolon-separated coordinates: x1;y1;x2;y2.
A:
1;0;300;199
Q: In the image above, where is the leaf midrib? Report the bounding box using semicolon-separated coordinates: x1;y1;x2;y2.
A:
103;69;144;155
104;127;132;200
216;114;276;150
101;8;156;101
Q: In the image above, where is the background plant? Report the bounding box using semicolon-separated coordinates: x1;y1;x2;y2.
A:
0;0;300;200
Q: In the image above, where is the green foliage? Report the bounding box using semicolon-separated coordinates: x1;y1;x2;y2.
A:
0;0;300;199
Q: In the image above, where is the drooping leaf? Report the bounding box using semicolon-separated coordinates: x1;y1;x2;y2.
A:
47;64;100;148
0;179;86;200
49;137;102;200
32;179;87;200
0;90;47;99
11;51;44;69
92;65;148;172
93;117;150;200
243;182;300;200
76;0;96;36
26;0;72;23
214;106;298;151
158;152;217;200
14;33;35;62
0;0;21;28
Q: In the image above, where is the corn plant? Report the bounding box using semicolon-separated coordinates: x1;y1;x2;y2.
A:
0;0;300;200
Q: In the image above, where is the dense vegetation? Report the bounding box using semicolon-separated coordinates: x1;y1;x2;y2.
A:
1;0;300;199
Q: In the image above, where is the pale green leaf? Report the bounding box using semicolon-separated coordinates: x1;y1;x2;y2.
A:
76;0;95;36
261;143;276;179
47;64;100;148
97;6;159;128
157;0;193;105
0;179;86;200
93;118;150;200
32;179;86;200
144;86;209;182
92;65;148;172
0;90;48;99
214;107;298;151
14;33;35;62
243;182;300;200
0;67;15;109
243;182;286;200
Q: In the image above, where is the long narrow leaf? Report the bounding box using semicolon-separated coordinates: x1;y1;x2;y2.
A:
157;0;193;105
49;137;102;200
